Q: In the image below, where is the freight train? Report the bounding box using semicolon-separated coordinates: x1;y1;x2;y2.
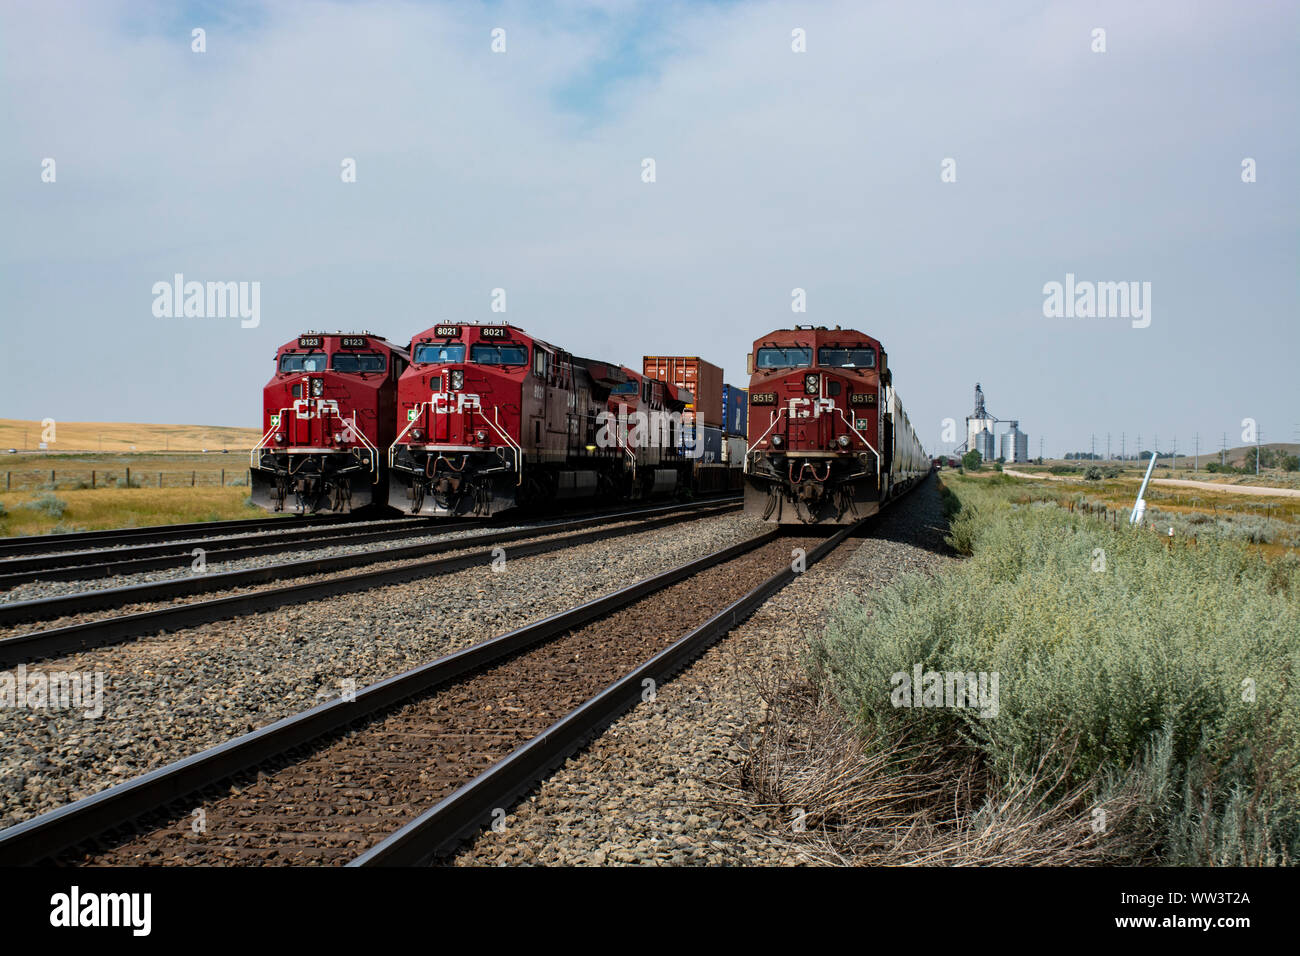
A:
251;332;409;513
744;325;927;524
385;324;745;516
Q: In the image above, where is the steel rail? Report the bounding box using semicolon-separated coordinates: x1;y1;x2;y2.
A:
0;499;741;666
0;518;449;587
351;517;865;866
0;511;369;558
0;521;775;865
0;498;738;629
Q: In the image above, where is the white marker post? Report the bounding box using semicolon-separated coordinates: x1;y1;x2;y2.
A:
1130;451;1158;525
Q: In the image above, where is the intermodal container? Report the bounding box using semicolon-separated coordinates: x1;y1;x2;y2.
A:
721;383;748;437
642;356;723;428
678;423;724;465
721;434;747;465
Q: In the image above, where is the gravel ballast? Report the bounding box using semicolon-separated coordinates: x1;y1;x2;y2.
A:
0;510;767;829
450;478;954;866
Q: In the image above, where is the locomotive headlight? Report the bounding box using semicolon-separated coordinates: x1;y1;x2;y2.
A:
450;370;464;390
804;373;819;395
475;429;488;443
837;434;851;448
274;432;285;444
333;432;343;444
411;427;424;441
771;435;785;448
311;378;324;397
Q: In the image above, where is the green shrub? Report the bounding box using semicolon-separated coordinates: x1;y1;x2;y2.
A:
813;476;1300;864
20;493;68;519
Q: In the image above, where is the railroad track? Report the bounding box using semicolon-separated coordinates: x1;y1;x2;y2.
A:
0;497;741;666
0;517;437;587
0;511;369;559
0;512;865;866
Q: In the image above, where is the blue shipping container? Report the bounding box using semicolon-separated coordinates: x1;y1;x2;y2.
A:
678;424;724;464
722;384;748;437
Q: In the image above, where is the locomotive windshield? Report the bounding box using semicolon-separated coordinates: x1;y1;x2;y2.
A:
279;353;327;373
413;343;467;364
817;347;875;368
471;344;529;365
756;347;812;369
609;381;639;395
331;352;386;373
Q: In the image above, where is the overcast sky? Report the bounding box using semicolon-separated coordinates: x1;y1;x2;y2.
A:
1;0;1296;456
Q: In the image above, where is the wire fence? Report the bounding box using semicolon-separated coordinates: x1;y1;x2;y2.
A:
3;468;248;493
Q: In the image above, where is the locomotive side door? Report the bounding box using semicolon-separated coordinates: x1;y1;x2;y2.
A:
529;347;550;463
880;382;894;493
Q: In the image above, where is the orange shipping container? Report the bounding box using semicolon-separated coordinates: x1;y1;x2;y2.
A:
642;355;724;427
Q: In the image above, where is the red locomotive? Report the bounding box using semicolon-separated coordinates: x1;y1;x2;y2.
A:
251;331;409;513
744;325;927;523
388;323;706;516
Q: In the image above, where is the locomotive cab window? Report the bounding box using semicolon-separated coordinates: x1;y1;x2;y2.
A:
755;347;812;369
330;352;386;373
279;353;327;373
817;347;876;369
533;349;549;378
413;343;466;364
610;380;638;396
472;344;528;366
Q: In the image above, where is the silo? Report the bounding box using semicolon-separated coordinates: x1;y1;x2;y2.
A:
976;428;995;462
1000;421;1029;463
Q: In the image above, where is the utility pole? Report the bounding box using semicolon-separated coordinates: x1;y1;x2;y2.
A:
1257;428;1262;476
1121;432;1126;462
1221;433;1227;467
1090;434;1096;461
1194;433;1199;473
1106;433;1111;463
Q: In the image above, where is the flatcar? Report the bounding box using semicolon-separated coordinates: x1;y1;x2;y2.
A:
388;323;702;516
744;325;927;523
250;331;409;513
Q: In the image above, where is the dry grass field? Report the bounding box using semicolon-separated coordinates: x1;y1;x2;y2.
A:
0;420;272;535
0;487;263;536
0;418;261;453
